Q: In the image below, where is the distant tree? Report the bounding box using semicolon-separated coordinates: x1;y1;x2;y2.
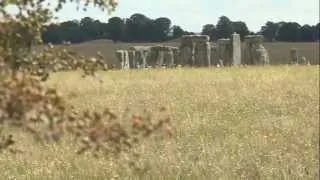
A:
201;24;217;41
152;17;172;41
172;25;184;38
183;31;196;35
260;21;280;41
231;21;249;41
300;25;315;42
80;17;99;40
42;24;62;44
315;23;320;41
126;13;152;42
56;20;85;43
216;16;233;39
96;21;110;39
41;11;319;44
276;22;301;42
108;16;125;42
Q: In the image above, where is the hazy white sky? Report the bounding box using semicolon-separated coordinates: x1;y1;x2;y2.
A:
6;0;320;32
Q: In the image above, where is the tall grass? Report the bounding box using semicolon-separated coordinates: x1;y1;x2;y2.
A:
0;66;319;179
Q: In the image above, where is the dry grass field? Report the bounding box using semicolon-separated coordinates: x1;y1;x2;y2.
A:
55;40;320;67
0;65;319;179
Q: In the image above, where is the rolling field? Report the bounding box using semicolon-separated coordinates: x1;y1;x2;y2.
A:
0;66;319;179
55;40;320;67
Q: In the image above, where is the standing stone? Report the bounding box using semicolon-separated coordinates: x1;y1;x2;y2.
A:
210;44;219;66
117;45;178;69
232;33;241;65
116;50;124;69
157;50;165;66
130;46;151;68
219;59;224;67
205;42;211;66
256;44;270;65
141;51;148;68
217;38;232;66
191;42;196;66
300;56;308;65
180;35;211;67
180;46;192;66
168;49;175;67
244;35;270;65
290;48;299;64
149;45;178;68
128;50;136;68
115;50;130;69
123;51;130;69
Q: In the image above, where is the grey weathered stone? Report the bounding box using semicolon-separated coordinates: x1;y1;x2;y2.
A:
232;33;241;65
256;44;270;65
130;46;151;68
300;56;308;65
167;49;175;67
244;35;270;65
217;38;232;66
218;59;224;67
115;50;130;69
180;35;211;67
210;44;219;66
206;42;211;66
116;45;179;69
149;45;179;67
290;48;299;64
180;46;192;66
128;50;136;68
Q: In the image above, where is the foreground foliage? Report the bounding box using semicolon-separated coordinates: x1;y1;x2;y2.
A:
0;0;173;170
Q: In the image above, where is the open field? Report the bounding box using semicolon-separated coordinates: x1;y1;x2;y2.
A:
0;66;319;179
50;40;320;67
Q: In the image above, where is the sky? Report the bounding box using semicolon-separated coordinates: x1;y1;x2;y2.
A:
6;0;320;33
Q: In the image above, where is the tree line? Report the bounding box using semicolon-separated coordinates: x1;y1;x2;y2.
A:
201;16;319;42
41;14;320;44
42;13;191;44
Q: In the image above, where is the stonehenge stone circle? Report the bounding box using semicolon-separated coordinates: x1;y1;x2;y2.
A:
114;33;279;69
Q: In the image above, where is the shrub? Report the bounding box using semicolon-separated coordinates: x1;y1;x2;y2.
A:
0;0;173;168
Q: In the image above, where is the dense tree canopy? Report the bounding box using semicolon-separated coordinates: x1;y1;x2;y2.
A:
201;24;217;41
216;16;233;39
43;14;186;44
259;21;319;42
42;14;320;44
232;21;250;41
201;18;249;41
260;21;281;42
277;22;301;42
172;25;184;38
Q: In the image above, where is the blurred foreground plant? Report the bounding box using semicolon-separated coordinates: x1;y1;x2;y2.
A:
0;0;173;169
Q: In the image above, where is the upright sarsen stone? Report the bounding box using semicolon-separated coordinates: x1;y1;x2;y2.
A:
232;33;241;65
